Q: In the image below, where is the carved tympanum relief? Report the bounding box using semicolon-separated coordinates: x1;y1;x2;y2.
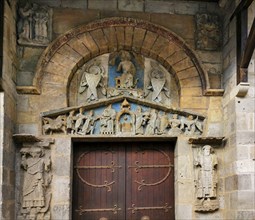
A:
17;2;52;46
196;14;221;51
18;147;52;220
42;99;204;136
194;145;219;212
69;51;178;107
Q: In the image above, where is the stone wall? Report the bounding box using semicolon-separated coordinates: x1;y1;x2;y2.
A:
8;0;254;219
0;0;17;219
222;1;255;219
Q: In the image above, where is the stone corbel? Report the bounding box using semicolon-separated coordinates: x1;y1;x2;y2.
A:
188;137;225;146
230;82;250;98
13;133;54;146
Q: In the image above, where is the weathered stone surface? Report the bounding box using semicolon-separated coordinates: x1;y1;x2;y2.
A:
61;0;87;9
151;14;194;39
52;204;70;220
132;28;146;52
141;31;158;56
115;27;125;50
53;8;100;35
89;29;109;54
145;0;175;14
88;0;117;10
181;96;208;109
118;0;144;12
52;177;71;203
77;32;100;56
176;204;192;220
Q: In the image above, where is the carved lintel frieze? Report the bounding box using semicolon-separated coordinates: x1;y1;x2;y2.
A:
41;98;205;137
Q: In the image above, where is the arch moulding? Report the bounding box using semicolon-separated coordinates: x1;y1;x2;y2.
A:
21;17;214;97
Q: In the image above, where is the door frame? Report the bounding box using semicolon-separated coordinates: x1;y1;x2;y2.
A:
70;137;177;220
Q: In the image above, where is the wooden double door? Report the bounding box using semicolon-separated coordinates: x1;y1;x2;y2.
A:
73;142;175;220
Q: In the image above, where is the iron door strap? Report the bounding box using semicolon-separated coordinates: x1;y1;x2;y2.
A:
76;205;121;215
75;150;121;191
128;148;174;190
128;203;172;214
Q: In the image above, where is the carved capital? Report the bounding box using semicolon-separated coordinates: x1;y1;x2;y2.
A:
230;82;250;98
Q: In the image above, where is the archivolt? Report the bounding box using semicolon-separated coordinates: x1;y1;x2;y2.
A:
33;17;210;95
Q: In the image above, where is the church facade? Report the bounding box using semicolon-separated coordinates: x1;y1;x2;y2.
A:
0;0;254;219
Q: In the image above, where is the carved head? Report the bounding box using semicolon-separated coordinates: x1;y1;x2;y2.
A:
173;114;178;119
202;145;212;156
141;216;150;220
30;147;43;158
120;50;131;61
188;115;194;120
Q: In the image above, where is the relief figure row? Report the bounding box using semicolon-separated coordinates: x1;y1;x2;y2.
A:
42;104;203;136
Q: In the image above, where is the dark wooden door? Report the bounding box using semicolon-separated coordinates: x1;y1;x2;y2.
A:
73;142;174;220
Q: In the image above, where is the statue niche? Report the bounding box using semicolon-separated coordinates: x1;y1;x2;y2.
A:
194;145;219;212
19;147;52;220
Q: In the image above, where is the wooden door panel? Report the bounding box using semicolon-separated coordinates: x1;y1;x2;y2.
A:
126;143;174;220
73;142;174;220
73;144;125;220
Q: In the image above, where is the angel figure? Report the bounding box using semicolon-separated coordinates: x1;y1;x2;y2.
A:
145;66;170;103
79;62;106;102
183;115;203;135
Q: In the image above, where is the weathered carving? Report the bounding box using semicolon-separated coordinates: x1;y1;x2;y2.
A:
19;147;52;219
79;62;106;102
183;115;203;135
168;114;182;135
42;99;204;136
100;105;116;134
141;216;150;220
17;2;52;46
194;145;219;212
42;115;66;135
146;64;170;103
196;13;221;51
116;99;135;134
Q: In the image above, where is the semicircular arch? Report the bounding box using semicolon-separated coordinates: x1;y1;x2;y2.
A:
34;17;210;100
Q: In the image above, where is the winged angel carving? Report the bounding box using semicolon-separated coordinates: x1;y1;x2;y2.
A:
79;62;106;102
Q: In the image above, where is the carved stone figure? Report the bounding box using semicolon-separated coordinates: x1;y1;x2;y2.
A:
135;107;147;135
115;51;137;89
74;108;86;134
66;110;75;134
168;114;182;135
20;147;51;219
194;145;219;211
183;115;203;135
42;115;66;135
159;112;169;134
146;67;169;103
100;105;116;134
17;3;52;46
116;99;135;134
106;88;123;98
79;62;106;102
79;110;97;135
196;13;221;51
145;109;159;135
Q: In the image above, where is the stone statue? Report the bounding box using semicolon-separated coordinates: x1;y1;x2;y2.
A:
115;51;137;89
42;115;66;135
74;108;86;134
168;114;182;135
66;110;76;134
79;110;97;135
183;115;203;135
79;62;106;102
158;112;169;134
194;145;219;211
17;3;52;46
20;147;51;219
146;67;170;103
145;109;159;135
135;107;149;135
100;105;116;134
